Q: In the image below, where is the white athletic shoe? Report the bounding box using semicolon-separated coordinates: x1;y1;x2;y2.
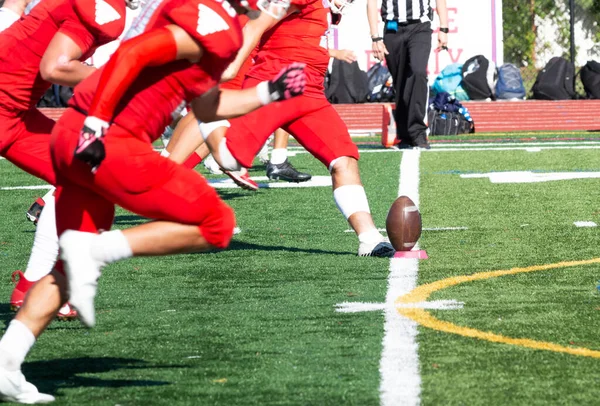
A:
257;141;270;164
59;230;103;328
0;367;54;404
203;155;223;175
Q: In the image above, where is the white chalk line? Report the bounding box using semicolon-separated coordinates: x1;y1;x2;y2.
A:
0;176;333;192
378;150;422;406
283;144;600;154
343;227;468;233
335;300;464;313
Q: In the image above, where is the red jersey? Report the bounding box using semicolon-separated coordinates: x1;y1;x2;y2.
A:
0;0;126;111
70;0;242;143
247;0;330;98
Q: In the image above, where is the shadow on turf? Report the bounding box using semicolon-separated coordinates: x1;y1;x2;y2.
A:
0;304;15;326
23;357;173;394
226;240;349;256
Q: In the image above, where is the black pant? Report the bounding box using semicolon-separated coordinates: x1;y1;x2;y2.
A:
384;22;432;146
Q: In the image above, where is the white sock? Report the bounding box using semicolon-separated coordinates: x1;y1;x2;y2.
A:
23;194;58;282
270;148;288;165
90;230;133;265
333;185;371;219
0;320;35;371
358;228;383;245
41;188;55;204
160;149;170;158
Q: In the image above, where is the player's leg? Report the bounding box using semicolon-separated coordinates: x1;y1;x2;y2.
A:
50;111;236;325
284;101;394;257
210;81;306;172
265;128;312;183
0;181;112;404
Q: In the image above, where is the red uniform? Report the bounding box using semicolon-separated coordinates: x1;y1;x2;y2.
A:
50;0;242;248
225;0;358;169
220;14;254;91
0;0;126;184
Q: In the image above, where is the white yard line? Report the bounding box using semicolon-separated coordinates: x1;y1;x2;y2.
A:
284;144;600;154
0;185;53;190
379;150;422;406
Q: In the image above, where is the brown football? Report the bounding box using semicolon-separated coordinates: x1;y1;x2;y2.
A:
385;196;422;251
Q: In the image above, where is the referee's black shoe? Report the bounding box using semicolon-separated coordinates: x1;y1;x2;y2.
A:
266;159;312;183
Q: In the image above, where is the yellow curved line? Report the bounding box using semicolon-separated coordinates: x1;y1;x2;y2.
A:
396;257;600;358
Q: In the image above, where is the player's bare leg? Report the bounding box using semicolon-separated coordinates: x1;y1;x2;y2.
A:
266;129;311;183
0;272;59;404
330;157;395;257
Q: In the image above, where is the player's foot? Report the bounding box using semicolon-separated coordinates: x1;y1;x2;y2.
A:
59;231;104;328
10;271;78;321
26;198;45;225
203;155;223;175
10;271;34;312
358;241;395;257
266;160;312;183
223;168;259;191
0;366;54;404
56;303;78;322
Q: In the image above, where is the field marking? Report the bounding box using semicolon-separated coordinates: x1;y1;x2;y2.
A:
574;221;597;228
0;177;332;192
335;300;463;313
396;257;600;359
462;171;600;184
343;227;468;233
284;144;600;154
0;185;53;190
378;150;422;406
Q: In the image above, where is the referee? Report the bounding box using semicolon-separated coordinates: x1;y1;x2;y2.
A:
367;0;448;149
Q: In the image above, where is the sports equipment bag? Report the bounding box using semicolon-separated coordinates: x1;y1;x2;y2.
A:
461;55;496;100
532;57;575;100
428;92;474;136
432;62;469;101
365;63;395;102
325;59;369;104
495;63;526;100
580;60;600;99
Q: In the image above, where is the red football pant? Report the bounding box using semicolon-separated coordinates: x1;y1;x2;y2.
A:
50;108;235;249
226;77;359;169
0;107;57;185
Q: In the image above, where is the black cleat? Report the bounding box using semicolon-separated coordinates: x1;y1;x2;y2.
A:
26;197;45;225
266;159;312;183
358;241;396;257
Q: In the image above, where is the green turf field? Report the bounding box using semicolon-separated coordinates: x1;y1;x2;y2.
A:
1;133;600;405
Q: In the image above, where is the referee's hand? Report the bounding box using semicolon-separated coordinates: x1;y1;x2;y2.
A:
372;40;389;61
437;31;448;50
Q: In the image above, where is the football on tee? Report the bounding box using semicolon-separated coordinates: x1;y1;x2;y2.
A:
385;196;422;251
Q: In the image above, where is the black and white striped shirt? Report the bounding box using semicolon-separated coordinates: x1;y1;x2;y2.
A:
381;0;432;23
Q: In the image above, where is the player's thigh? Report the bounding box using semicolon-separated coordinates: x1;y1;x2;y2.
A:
101;134;231;226
98;142;236;248
51;109;230;227
2;108;56;184
284;102;359;169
